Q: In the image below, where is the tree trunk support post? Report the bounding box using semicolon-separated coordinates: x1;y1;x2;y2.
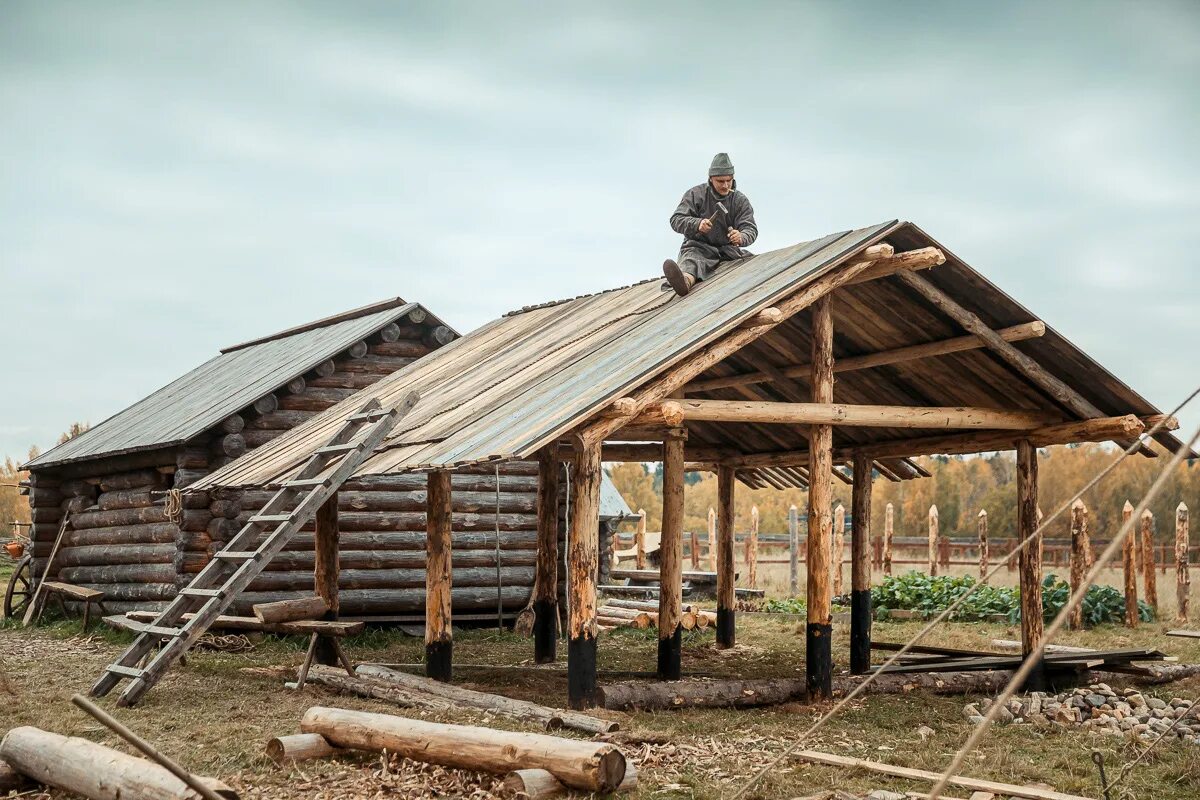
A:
850;453;872;675
1141;509;1158;615
533;448;560;664
716;464;736;649
1177;503;1191;624
978;508;989;580
657;428;686;680
883;503;894;576
807;295;834;699
1016;439;1043;691
567;437;602;709
788;504;800;595
313;492;340;666
1068;500;1089;630
1122;500;1138;627
425;471;453;681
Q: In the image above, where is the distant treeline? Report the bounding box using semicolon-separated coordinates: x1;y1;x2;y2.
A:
1;423;90;535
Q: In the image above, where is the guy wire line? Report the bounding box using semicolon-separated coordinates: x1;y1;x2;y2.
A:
730;384;1200;800
928;420;1200;800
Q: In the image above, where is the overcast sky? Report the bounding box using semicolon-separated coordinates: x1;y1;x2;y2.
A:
2;1;1198;463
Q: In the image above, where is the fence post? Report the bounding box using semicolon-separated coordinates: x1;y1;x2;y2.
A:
1178;502;1191;624
708;507;717;572
1068;500;1089;630
690;528;700;570
833;503;845;597
748;505;759;589
1123;500;1138;627
928;504;939;577
883;503;894;576
788;504;799;595
1141;509;1158;615
978;508;988;580
635;509;647;570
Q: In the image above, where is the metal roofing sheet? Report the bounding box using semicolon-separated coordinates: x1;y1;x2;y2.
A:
25;300;422;469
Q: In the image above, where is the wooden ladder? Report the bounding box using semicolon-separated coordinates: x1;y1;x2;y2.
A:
91;393;417;707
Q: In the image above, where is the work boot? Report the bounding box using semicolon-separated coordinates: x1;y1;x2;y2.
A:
662;259;695;296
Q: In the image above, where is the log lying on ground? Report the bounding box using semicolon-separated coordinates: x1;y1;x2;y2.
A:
304;665;456;712
599;677;807;710
0;726;238;800
355;664;618;734
833;670;1013;697
253;596;330;624
265;733;338;765
300;706;626;792
504;763;639;798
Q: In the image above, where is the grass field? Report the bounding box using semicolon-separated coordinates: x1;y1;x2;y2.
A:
3;602;1200;799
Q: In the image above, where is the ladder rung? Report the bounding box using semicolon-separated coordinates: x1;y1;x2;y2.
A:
284;478;330;488
179;587;223;598
316;443;361;455
214;551;260;561
143;625;182;638
250;514;292;523
349;409;389;421
106;664;145;679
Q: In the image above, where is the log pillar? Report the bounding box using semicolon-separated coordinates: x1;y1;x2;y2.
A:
788;504;800;595
716;464;736;649
1122;500;1138;627
928;504;939;576
567;437;602;709
707;507;717;571
1016;439;1043;691
748;505;759;589
533;448;560;664
806;295;834;699
657;428;686;680
850;454;872;675
1141;509;1158;614
635;509;647;570
1068;500;1088;630
883;502;894;576
426;471;453;681
1177;503;1190;624
978;508;989;580
832;503;845;597
313;492;339;666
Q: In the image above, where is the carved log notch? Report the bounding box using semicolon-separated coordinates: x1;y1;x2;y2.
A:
426;470;453;681
567;436;601;709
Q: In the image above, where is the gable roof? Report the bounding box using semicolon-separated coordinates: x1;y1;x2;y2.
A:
26;298;445;470
192;221;1188;493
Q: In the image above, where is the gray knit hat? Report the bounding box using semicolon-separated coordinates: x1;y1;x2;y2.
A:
708;152;734;176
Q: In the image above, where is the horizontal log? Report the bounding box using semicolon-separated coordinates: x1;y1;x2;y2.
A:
58;478;91;496
174;468;209;489
300;707;624;792
688;321;1048;392
227;586;532;615
334;472;538;493
253;596;330;624
219;414;245;434
207;517;240;542
0;726;239;800
302;511;535;533
51;543;175;567
248;566;535;592
245;548;536;573
251;394;278;415
373;340;430;358
28;486;62;507
307;373;380;390
278;388;355;412
123;611;364;636
406;307;427;324
652;399;1056;430
265;733;337;765
284;375;307;395
73;582;179;602
237;490;534;515
209;499;240;519
598;677;806;710
211;434;246;459
246;410;315;430
69;505;177;530
96;489;154;511
243;430;285;449
236;529;540;554
346;340;369;359
336;355;414;374
32;507;64;523
60;563;177;585
63;522;178;547
176;447;210;470
62;496;97;514
843;245;945;285
99;469;169;492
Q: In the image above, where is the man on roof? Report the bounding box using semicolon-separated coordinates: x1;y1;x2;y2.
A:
662;152;758;297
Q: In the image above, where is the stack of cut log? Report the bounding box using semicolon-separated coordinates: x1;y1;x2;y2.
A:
597;598;717;632
267;706;636;796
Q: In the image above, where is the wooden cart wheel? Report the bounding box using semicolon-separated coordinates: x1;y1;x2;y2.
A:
3;554;33;619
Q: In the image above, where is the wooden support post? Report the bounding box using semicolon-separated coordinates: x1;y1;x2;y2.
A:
1016;439;1043;690
1141;509;1158;614
832;504;845;596
567;437;602;709
634;509;647;570
690;529;700;569
657;429;686;680
716;465;736;648
1177;503;1191;624
807;295;834;699
978;509;989;580
1068;500;1089;630
928;505;939;577
425;471;453;681
533;449;560;664
1123;500;1138;628
850;454;872;675
314;492;340;666
748;505;759;589
707;507;717;571
883;503;894;576
788;504;800;595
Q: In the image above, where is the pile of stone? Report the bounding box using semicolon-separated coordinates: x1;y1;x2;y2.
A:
964;683;1198;744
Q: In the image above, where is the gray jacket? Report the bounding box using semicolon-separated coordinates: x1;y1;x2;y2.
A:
670;181;758;259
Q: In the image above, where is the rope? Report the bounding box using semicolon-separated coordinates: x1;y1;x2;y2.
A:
728;386;1200;800
164;489;183;526
927;421;1200;800
495;464;503;631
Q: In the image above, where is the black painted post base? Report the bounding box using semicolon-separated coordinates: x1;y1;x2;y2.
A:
567;635;598;710
806;622;833;699
656;626;682;680
849;588;871;675
425;640;452;682
1019;656;1046;693
533;599;557;664
716;606;735;649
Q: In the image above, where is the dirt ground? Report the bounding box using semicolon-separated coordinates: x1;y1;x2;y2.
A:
3;604;1200;800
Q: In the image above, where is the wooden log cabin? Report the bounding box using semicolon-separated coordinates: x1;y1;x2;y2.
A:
192;220;1193;709
22;297;629;618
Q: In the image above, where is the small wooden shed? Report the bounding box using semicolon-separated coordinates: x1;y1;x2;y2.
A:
23;297;627;617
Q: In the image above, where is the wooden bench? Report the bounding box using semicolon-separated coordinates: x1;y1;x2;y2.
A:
39;581;107;632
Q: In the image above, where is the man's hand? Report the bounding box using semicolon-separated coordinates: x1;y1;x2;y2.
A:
698;218;713;234
727;228;743;246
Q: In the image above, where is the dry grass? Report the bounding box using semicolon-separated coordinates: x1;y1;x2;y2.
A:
3;609;1200;799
